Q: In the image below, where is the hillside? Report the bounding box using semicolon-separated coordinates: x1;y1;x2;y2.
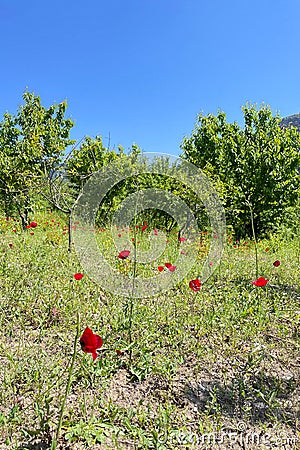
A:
280;113;300;131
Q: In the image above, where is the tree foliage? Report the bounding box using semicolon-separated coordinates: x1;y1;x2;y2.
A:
181;103;300;237
0;91;74;227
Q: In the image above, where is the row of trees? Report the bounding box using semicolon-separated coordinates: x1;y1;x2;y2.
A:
0;91;299;238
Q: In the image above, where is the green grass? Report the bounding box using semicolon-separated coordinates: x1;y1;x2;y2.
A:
0;214;299;449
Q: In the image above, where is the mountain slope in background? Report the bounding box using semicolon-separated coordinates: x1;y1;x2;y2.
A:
280;113;300;131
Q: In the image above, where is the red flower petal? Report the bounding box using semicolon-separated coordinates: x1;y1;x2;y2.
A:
273;260;281;267
179;237;187;242
118;250;130;259
165;263;176;272
158;266;164;272
74;273;84;280
30;221;37;228
189;279;201;292
80;327;103;360
252;277;268;287
141;225;148;232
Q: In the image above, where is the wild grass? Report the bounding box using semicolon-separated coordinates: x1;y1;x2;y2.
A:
0;213;299;449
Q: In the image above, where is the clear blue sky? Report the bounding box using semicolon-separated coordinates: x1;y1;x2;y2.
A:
0;0;299;155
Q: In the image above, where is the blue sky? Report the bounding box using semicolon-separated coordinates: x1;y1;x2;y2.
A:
0;0;299;155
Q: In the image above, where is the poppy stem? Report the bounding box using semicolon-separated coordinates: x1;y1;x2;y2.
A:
127;180;140;364
51;311;81;449
247;200;259;278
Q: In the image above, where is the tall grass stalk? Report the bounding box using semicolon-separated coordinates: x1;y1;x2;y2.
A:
51;311;81;449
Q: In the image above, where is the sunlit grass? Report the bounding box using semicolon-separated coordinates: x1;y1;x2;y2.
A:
0;213;299;449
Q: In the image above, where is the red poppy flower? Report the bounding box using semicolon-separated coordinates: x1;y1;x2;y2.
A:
252;277;268;287
165;263;176;272
26;225;31;229
265;248;269;252
30;231;34;235
79;327;103;361
30;221;37;228
13;229;16;233
189;279;201;292
158;266;164;272
118;234;121;237
179;237;187;242
273;260;281;267
74;273;84;280
153;229;158;235
118;250;130;259
141;225;148;232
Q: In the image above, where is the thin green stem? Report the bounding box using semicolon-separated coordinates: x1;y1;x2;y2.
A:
126;180;141;364
248;201;259;278
128;196;139;364
51;311;81;449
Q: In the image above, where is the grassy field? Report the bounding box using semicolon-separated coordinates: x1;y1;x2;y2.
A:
0;213;299;449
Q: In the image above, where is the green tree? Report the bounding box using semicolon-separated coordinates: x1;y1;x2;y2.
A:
0;91;74;227
67;143;210;233
65;136;133;225
66;135;122;191
181;103;300;237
